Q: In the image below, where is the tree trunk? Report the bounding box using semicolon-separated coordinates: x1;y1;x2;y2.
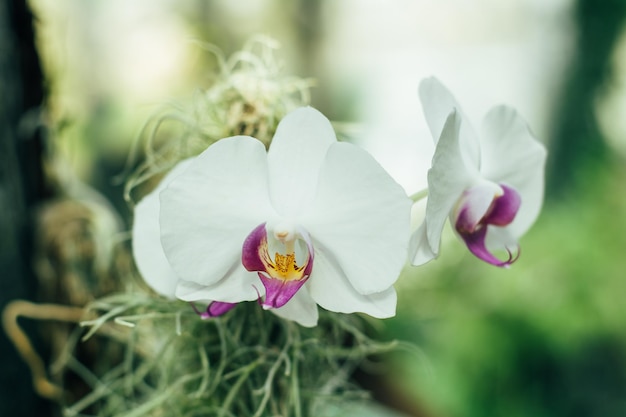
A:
546;0;626;199
0;0;50;415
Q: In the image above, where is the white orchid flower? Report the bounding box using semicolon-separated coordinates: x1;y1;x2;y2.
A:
411;78;547;267
132;107;411;327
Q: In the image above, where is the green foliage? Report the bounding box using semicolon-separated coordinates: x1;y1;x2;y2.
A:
62;293;405;417
389;167;626;416
547;0;626;197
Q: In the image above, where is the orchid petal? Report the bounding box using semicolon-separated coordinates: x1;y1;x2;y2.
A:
307;248;397;318
270;285;319;327
302;142;410;295
409;221;437;266
267;107;336;217
160;137;275;287
175;264;260;303
421;110;476;259
485;225;520;253
480;106;547;238
419;77;463;144
419;77;480;166
132;159;193;298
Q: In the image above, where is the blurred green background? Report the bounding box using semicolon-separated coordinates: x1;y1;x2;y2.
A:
15;0;626;416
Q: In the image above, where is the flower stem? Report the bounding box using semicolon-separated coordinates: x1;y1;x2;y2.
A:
409;188;429;203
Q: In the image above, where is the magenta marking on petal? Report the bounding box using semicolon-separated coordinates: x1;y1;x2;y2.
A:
258;272;309;309
459;226;519;268
242;223;268;272
484;185;521;226
242;222;314;309
456;204;479;234
454;185;498;233
190;301;237;319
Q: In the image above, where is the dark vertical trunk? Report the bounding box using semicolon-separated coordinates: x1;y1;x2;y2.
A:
0;0;51;415
546;0;626;199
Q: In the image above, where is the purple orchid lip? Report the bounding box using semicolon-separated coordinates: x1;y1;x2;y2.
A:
458;226;520;267
257;273;308;309
483;185;521;226
455;184;521;267
191;301;238;319
242;223;314;309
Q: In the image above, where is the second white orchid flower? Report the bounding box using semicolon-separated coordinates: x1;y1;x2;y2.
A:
133;107;411;327
411;78;547;267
